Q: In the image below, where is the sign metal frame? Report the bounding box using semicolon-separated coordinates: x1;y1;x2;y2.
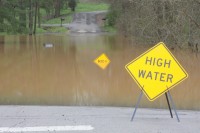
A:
131;90;180;122
125;42;188;122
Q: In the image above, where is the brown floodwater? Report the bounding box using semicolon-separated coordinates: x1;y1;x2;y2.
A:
0;34;199;110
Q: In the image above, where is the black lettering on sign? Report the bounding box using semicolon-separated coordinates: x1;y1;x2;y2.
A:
146;71;152;80
98;60;107;63
138;70;173;83
166;74;173;83
160;73;166;82
145;57;171;68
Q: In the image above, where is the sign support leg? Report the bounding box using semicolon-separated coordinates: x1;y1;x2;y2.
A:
131;90;143;121
167;91;180;122
165;93;173;118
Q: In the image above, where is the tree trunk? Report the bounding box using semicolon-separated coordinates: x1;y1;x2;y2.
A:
33;1;38;34
19;0;26;33
0;0;3;23
38;3;41;28
0;36;5;53
29;0;33;35
0;2;3;32
54;0;61;17
0;18;3;31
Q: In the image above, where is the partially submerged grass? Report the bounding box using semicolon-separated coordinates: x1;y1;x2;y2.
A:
37;27;67;34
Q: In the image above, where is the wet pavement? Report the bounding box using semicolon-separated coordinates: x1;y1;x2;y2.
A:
69;11;107;33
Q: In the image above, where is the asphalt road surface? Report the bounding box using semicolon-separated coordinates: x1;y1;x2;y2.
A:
0;106;199;133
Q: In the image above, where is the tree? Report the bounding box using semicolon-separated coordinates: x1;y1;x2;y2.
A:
54;0;61;17
37;0;41;28
107;0;200;50
0;0;3;31
29;0;33;35
68;0;76;12
40;0;54;19
0;0;75;35
0;0;20;33
18;0;27;33
33;0;38;34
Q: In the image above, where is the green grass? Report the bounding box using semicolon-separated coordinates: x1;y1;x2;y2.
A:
36;28;47;33
76;2;109;12
60;9;72;15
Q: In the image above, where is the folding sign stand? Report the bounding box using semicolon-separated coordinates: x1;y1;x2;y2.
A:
131;90;180;122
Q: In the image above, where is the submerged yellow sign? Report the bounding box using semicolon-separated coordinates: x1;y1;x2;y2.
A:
125;42;188;101
94;53;110;69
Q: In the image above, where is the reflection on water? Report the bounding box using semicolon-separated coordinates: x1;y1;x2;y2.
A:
0;34;199;110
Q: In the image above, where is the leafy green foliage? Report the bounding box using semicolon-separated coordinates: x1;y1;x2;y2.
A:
106;9;119;26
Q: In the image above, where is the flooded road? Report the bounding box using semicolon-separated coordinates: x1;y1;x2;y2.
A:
0;34;199;110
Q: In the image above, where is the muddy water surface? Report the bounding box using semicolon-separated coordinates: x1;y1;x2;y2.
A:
0;34;199;110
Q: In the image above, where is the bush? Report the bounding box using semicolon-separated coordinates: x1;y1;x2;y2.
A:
106;9;118;26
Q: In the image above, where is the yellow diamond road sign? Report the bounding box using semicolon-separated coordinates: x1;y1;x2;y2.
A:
94;53;110;70
125;42;188;101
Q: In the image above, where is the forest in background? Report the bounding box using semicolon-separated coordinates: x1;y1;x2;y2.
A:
0;0;77;34
105;0;200;51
